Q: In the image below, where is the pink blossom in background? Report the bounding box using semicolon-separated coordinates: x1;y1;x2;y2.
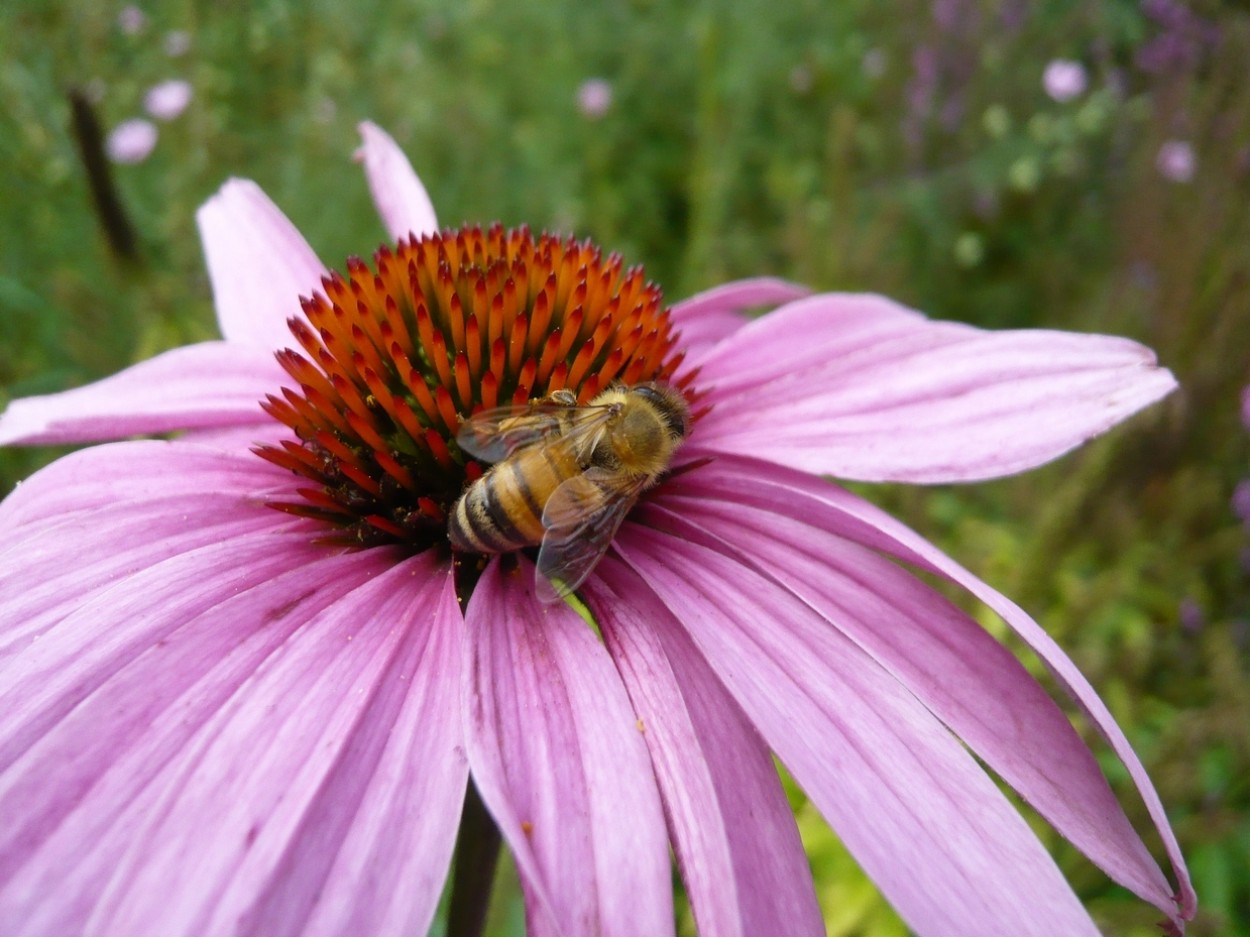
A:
1138;0;1221;74
0;122;1195;936
143;79;192;121
104;118;157;164
902;44;939;151
1232;481;1250;526
576;78;613;118
1042;59;1088;102
163;30;191;57
1178;598;1204;634
1235;391;1250;526
1157;139;1197;182
117;5;146;35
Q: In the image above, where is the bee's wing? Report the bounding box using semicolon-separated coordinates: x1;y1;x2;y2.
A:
535;468;644;602
455;400;596;463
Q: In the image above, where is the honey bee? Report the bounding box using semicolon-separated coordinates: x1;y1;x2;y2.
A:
449;382;692;601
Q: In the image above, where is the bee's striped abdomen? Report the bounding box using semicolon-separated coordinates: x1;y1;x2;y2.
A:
449;445;577;554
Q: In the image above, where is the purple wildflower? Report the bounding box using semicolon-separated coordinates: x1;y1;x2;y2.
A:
117;5;146;36
575;78;612;119
143;79;192;121
1178;598;1204;634
163;30;191;57
933;0;970;33
104;117;157;164
1042;59;1088;102
1157;139;1197;183
903;44;939;151
0;122;1195;935
1233;480;1250;526
788;64;814;95
1137;0;1221;74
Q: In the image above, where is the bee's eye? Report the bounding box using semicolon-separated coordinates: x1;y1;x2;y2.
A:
633;384;689;439
631;384;662;408
664;409;691;440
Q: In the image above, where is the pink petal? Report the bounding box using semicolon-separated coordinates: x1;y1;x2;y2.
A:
0;446;297;665
0;471;466;937
0;342;284;446
0;440;289;530
462;558;672;937
615;524;1103;937
662;452;1194;926
247;563;468;937
0;444;297;754
668;278;811;360
355;122;439;244
179;423;298;453
691;293;1177;482
196;179;326;350
652;457;1177;916
584;558;823;937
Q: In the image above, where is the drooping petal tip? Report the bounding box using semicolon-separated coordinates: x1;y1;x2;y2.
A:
651;456;1187;922
355;121;440;244
615;521;1106;937
667;453;1195;927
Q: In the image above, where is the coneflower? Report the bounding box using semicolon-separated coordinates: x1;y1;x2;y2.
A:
0;121;1194;937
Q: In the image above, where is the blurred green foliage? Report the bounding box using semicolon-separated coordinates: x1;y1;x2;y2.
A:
1;0;1247;933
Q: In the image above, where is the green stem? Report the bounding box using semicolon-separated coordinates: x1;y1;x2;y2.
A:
446;780;502;937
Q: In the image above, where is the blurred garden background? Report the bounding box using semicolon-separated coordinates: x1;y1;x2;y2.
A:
2;0;1247;934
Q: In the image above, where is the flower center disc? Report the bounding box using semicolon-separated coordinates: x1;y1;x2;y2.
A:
255;223;691;552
